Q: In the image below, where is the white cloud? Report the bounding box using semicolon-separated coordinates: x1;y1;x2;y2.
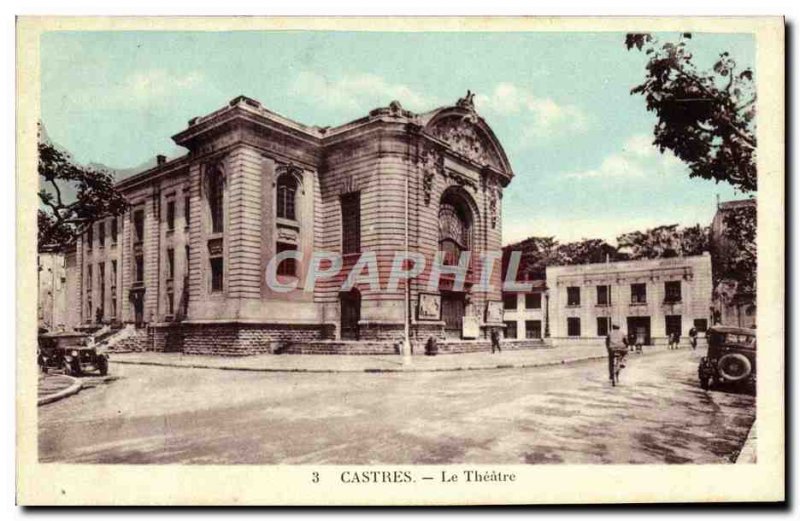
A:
563;134;686;180
475;83;588;141
291;71;437;112
122;69;204;103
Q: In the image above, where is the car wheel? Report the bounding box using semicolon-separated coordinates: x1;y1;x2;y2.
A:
97;357;108;376
718;353;752;382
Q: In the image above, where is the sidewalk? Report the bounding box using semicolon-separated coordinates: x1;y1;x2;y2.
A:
110;342;682;373
736;419;757;463
38;374;82;406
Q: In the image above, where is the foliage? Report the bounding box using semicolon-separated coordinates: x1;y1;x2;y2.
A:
718;203;757;293
626;33;756;192
617;223;709;260
38;124;128;252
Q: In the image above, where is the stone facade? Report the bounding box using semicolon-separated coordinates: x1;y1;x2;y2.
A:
74;94;515;354
544;254;713;347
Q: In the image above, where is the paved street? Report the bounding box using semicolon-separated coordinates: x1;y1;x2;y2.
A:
39;348;755;464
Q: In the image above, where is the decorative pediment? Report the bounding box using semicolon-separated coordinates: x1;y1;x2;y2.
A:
428;116;501;171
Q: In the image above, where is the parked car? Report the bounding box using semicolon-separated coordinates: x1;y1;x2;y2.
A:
38;332;109;376
698;325;755;390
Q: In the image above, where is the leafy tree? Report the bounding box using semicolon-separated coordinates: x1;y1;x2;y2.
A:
718;203;757;293
38;125;128;252
617;223;709;259
503;237;622;280
626;33;756;192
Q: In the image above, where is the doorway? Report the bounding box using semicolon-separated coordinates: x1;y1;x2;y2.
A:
340;289;361;340
627;316;651;345
441;292;465;338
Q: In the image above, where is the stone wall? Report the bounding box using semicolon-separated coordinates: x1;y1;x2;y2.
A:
181;322;335;356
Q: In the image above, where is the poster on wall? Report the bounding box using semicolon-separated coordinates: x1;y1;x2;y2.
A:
462;315;480;338
417;293;441;321
485;301;504;323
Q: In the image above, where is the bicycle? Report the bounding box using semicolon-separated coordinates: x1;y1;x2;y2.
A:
611;350;627;386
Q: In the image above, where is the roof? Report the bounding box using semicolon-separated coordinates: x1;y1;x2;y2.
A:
707;325;756;335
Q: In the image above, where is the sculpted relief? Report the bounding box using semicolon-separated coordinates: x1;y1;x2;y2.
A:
428;117;501;171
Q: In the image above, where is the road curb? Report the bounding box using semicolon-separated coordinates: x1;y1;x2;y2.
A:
37;375;82;406
109;350;680;374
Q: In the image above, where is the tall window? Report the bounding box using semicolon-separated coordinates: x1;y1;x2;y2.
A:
276;243;297;277
98;221;105;248
86;225;93;251
631;283;647;304
166;199;176;231
133;209;145;244
341;192;361;254
525;293;542;309
277;175;298;220
167;248;175;280
184;195;191;228
567;286;581;306
134;255;144;283
98;262;105;316
210;257;224;292
111;260;117;289
438;193;472;266
567;317;581;337
597;316;611;337
208;169;224;234
596;285;610;306
111;218;118;244
664;281;682;303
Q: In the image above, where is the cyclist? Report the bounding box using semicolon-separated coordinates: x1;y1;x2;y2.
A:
605;324;629;382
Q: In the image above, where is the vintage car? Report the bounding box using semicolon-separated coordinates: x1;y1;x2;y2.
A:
38;331;109;376
698;325;755;390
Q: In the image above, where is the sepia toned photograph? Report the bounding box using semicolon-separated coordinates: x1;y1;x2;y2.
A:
16;16;784;505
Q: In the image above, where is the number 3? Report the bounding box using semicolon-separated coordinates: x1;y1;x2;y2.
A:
312;472;319;483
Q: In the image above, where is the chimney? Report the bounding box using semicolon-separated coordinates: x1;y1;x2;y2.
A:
157;154;167;166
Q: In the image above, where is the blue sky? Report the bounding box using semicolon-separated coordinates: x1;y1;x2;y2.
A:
40;30;755;245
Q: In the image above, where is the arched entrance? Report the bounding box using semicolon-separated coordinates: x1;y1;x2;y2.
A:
339;288;361;340
438;188;475;338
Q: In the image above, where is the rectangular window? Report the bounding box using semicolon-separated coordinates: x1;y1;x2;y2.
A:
567;286;581;307
87;264;92;290
503;294;517;310
184;195;191;228
525;320;542;339
98;221;105;247
111;260;117;289
133;209;145;244
134;255;144;283
597;316;611;337
525;293;542;309
110;293;117;319
597;285;610;306
167;290;174;315
166;199;176;231
98;262;105;318
664;281;682;303
210;257;224;292
111;218;118;244
567;317;581;337
693;318;708;332
341;192;361;254
504;321;517;339
631;283;647;304
276;242;297;277
87;225;93;251
666;315;682;337
167;248;175;280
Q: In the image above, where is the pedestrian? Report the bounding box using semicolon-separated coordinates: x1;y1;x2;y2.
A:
634;331;645;353
673;332;681;349
688;326;698;350
490;328;502;354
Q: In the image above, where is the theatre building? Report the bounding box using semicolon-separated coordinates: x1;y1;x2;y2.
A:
544;255;713;346
74;93;515;354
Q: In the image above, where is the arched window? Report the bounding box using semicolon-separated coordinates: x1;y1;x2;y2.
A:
439;192;472;266
276;174;298;220
208;168;224;234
